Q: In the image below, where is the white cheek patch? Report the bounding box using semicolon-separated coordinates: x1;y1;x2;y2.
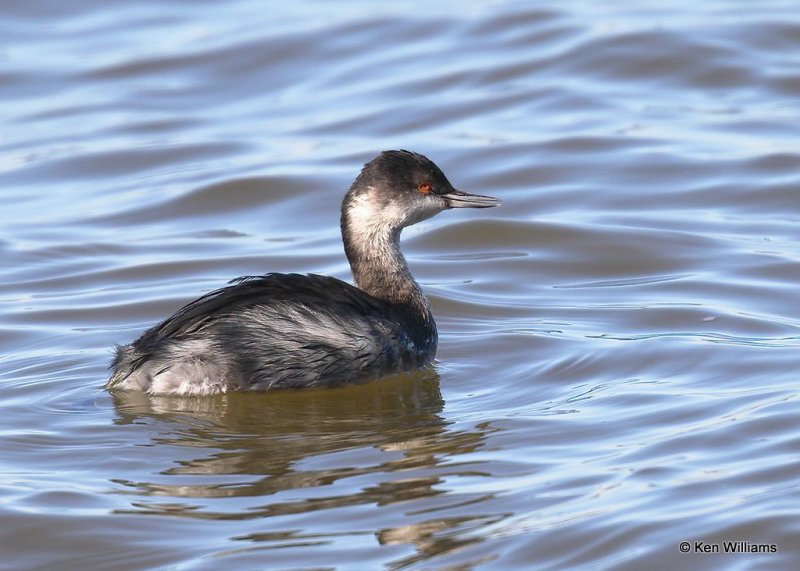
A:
347;190;398;240
347;188;443;238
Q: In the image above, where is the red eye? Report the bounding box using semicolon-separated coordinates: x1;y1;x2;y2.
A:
418;183;432;194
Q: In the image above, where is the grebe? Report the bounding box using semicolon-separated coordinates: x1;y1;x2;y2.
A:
108;150;500;395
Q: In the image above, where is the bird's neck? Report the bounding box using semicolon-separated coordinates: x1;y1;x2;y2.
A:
341;198;431;318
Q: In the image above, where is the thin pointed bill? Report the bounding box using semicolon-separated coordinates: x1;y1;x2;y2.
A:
442;189;502;209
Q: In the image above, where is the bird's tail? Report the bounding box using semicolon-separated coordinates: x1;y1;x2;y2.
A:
107;344;136;388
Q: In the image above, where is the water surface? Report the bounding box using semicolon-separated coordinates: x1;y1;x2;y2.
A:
1;1;799;569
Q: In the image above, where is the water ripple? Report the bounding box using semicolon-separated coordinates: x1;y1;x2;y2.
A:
1;1;799;569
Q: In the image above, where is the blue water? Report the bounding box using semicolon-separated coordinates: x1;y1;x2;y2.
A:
1;1;798;569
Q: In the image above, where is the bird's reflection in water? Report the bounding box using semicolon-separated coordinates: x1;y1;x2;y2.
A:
110;371;499;564
376;513;507;569
111;370;487;505
113;370;503;564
